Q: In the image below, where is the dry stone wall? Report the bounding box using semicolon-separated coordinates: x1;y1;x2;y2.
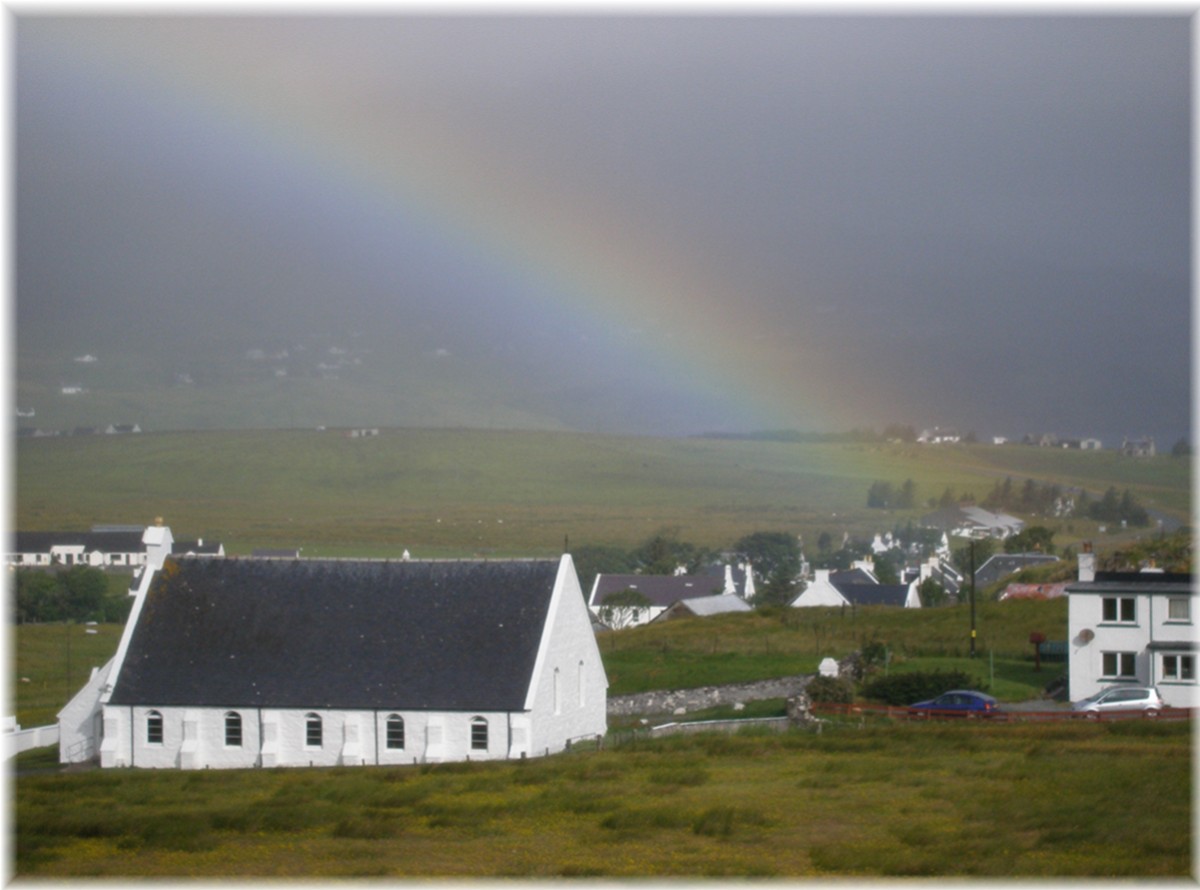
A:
606;674;813;718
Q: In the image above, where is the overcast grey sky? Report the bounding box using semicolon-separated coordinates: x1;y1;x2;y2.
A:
14;14;1193;442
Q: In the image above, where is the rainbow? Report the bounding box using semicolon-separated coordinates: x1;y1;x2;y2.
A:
27;20;893;434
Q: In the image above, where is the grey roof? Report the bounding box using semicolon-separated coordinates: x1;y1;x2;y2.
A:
831;567;877;585
591;573;725;608
109;557;560;712
1066;572;1193;596
661;593;753;618
833;582;912;607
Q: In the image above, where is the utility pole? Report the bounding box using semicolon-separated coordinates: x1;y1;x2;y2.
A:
969;540;977;658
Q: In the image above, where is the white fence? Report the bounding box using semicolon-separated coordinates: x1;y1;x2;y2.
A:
4;723;59;760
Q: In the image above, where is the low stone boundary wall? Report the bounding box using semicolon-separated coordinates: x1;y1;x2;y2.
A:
649;716;790;737
607;674;813;718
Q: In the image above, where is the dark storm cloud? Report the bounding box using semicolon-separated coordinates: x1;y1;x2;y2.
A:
13;14;1191;441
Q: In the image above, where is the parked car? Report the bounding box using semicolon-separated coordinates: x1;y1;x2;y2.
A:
908;690;999;718
1071;685;1164;717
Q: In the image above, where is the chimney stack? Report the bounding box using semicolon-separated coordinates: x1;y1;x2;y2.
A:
1078;541;1095;583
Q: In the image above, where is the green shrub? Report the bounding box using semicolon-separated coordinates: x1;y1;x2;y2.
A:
806;675;854;704
860;670;981;706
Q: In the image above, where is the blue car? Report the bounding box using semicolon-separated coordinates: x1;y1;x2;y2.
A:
908;689;999;718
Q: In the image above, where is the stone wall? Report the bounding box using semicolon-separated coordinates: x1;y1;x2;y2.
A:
607;674;813;718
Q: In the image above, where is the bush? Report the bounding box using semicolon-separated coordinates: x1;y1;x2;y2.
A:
805;675;854;704
859;670;981;706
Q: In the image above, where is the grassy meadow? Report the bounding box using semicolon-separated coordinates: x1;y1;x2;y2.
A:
15;428;1190;556
14;720;1192;878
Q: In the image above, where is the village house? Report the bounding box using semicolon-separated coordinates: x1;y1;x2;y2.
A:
9;529;223;567
790;568;921;609
589;562;755;628
59;525;607;768
920;505;1024;540
1066;545;1196;709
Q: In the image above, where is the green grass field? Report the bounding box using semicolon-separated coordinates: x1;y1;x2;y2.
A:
14;720;1191;878
15;429;1190;556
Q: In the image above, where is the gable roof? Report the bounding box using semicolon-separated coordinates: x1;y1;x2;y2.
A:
659;593;754;619
833;583;913;607
109;557;559;713
591;573;725;608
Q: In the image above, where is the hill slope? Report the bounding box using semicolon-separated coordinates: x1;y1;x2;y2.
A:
14;429;1189;556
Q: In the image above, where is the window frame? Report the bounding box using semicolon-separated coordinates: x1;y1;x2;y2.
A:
305;712;323;748
1166;597;1191;623
1101;651;1137;679
470;717;488;751
224;711;243;747
385;714;405;750
1101;596;1137;624
145;710;163;745
1162;653;1196;682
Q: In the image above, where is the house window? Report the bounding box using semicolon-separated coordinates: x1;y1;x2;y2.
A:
1167;598;1191;622
1102;651;1137;679
1162;654;1195;682
305;713;323;748
224;712;243;747
470;717;488;751
386;715;405;750
146;710;163;745
1101;596;1136;623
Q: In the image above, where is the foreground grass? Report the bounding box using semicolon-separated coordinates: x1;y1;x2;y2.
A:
15;720;1191;878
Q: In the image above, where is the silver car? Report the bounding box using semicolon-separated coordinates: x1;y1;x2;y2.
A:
1072;685;1164;717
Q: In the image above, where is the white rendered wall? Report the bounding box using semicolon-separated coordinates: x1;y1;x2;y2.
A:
524;555;609;757
791;571;848;607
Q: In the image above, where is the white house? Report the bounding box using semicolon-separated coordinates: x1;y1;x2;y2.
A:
1065;546;1196;709
589;571;732;628
790;569;921;609
59;525;607;768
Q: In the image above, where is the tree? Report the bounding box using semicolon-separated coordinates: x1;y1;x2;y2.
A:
867;481;894;509
633;530;707;575
733;532;800;587
896;479;916;510
1004;525;1056;555
597;588;652;629
1171;437;1191;457
571;544;636;599
918;577;948;607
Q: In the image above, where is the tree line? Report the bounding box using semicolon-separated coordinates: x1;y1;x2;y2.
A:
13;566;133;624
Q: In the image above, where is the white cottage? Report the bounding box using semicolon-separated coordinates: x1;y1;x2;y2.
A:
1066;547;1196;709
59;526;607;768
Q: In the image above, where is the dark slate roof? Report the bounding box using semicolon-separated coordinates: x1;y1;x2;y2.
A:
1066;573;1194;596
109;558;560;712
831;567;877;585
833;582;912;607
591;573;725;608
974;554;1059;590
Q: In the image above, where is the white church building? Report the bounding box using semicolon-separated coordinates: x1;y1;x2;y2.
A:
59;524;608;768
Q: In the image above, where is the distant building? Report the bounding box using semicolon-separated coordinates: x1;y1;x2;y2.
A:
1120;437;1156;457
